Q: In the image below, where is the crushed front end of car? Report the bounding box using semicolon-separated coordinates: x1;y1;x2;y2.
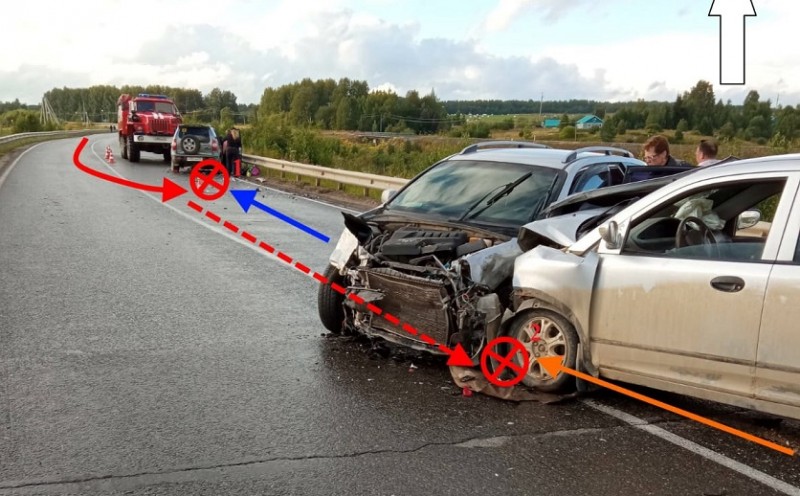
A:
320;212;523;360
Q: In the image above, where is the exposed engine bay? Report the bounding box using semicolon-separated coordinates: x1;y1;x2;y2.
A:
330;212;523;359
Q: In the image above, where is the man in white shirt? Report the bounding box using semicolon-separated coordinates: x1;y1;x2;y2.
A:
696;139;721;167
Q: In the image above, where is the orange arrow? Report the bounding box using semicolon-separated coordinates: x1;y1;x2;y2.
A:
538;356;795;457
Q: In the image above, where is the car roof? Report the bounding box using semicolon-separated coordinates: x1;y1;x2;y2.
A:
672;153;800;179
444;143;641;171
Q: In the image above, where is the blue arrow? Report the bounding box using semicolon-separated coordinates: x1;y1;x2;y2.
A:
230;189;330;243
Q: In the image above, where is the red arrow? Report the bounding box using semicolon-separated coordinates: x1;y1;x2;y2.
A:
538;356;795;456
445;344;474;367
72;137;187;202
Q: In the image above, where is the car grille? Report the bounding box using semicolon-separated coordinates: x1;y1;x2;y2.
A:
151;118;170;135
361;267;450;346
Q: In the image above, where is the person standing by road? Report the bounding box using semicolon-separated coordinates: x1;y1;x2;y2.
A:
223;128;242;177
642;135;691;167
695;139;721;167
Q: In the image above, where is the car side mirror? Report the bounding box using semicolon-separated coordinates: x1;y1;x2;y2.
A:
381;189;398;204
737;209;761;229
599;220;622;250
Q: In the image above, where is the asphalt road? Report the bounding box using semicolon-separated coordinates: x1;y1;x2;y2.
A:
1;135;798;495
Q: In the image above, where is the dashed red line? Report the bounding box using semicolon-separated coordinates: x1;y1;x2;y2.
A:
185;200;457;355
420;334;436;345
402;323;418;335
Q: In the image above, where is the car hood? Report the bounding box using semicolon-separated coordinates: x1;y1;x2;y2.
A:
518;207;608;249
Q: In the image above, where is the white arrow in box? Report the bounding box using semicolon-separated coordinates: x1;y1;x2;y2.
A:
709;0;757;85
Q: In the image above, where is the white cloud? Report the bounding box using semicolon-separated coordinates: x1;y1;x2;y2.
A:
2;0;800;106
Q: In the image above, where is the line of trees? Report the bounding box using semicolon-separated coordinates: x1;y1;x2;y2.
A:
4;78;800;146
36;85;248;124
596;81;800;145
256;77;454;134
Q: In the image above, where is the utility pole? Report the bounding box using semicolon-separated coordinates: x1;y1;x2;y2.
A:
539;92;544;118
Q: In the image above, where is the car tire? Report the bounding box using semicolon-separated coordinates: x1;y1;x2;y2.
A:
503;309;579;393
120;135;128;160
171;160;179;173
128;135;140;163
317;263;346;334
163;151;171;163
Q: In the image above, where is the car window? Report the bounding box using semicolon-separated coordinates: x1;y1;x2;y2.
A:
178;126;213;137
386;160;561;225
570;163;623;194
621;178;787;262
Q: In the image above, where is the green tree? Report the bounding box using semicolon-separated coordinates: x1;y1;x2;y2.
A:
599;118;617;142
683;80;715;131
718;121;736;141
559;125;576;140
775;105;799;140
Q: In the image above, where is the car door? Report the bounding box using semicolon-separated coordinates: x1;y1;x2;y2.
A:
588;171;798;404
755;184;800;418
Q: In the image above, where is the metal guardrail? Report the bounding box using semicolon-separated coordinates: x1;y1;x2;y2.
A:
242;153;409;195
0;129;109;146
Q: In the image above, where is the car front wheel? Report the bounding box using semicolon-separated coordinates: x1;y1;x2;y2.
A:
505;309;579;392
317;263;346;334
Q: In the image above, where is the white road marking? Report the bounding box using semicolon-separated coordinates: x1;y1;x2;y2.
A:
88;139;324;279
0;141;47;191
583;399;800;496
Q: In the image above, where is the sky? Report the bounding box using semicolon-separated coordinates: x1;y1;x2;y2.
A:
1;0;795;106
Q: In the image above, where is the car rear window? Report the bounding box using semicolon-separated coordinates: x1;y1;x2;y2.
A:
178;126;213;137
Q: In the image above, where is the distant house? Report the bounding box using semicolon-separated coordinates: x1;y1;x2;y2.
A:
576;114;604;129
542;118;561;128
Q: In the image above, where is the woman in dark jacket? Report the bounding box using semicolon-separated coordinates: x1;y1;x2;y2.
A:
223;128;242;177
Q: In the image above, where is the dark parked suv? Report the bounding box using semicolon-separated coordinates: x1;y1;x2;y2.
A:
170;125;220;173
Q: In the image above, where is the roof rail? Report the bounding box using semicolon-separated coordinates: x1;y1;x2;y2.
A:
563;146;635;164
460;140;551;154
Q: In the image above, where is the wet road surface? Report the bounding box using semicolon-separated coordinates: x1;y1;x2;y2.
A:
0;135;798;495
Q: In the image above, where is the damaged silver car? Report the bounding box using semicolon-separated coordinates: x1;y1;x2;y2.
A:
506;155;800;420
317;141;690;362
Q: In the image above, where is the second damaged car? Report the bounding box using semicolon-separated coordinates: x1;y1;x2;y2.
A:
317;142;690;361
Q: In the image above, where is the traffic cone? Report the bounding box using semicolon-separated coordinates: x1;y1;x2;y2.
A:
105;146;115;164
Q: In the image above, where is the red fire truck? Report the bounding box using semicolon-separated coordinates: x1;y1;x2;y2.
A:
117;93;182;163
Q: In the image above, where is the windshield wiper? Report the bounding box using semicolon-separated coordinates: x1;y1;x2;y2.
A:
456;172;533;222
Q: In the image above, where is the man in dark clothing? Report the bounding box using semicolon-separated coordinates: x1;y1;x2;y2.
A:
642;135;692;167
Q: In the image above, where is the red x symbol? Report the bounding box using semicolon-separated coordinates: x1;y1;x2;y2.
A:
480;337;530;387
190;159;229;201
